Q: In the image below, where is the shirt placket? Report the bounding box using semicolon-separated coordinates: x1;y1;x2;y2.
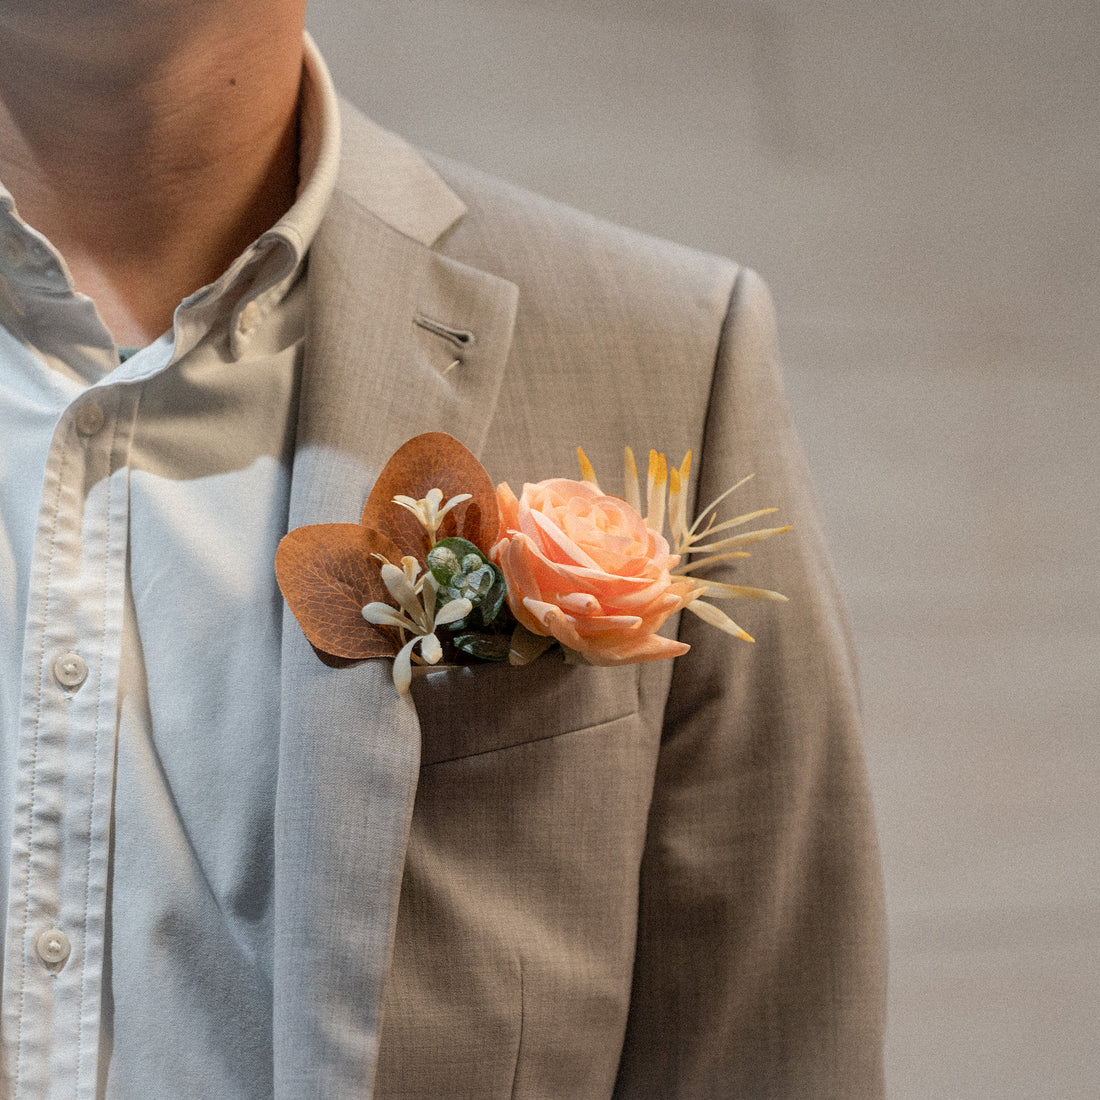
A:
2;382;137;1098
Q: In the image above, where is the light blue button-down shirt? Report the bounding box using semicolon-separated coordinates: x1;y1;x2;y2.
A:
0;37;340;1098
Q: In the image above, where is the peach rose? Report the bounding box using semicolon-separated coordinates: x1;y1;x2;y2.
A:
490;478;700;665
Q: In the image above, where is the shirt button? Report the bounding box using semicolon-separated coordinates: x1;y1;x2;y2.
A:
35;928;72;969
52;652;89;690
237;299;261;335
74;401;105;437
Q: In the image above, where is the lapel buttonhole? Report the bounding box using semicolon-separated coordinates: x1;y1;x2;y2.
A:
414;312;476;379
413;312;476;351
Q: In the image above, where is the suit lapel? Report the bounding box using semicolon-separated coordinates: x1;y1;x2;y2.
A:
273;104;518;1095
292;199;519;523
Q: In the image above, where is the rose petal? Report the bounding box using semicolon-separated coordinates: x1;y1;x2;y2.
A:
557;592;601;615
528;507;603;570
581;632;691;666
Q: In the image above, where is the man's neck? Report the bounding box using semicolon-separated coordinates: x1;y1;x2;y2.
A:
0;3;308;346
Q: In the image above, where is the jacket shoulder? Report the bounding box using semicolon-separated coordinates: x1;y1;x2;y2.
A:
424;151;742;331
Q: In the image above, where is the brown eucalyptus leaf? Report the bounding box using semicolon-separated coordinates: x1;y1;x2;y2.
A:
275;523;403;660
360;432;500;558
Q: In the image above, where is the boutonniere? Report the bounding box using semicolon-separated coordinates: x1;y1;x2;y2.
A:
276;433;790;694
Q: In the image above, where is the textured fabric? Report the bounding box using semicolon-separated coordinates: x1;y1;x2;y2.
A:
286;103;886;1096
0;37;339;1098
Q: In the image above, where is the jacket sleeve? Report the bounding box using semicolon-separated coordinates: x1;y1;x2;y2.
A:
614;268;887;1099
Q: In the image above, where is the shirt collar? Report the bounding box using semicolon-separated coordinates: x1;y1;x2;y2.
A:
180;31;342;360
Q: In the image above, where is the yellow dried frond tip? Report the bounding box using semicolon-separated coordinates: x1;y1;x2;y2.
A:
645;450;668;533
623;447;641;513
576;447;599;488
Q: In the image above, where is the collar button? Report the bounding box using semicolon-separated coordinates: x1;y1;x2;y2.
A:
237;299;261;336
75;401;105;437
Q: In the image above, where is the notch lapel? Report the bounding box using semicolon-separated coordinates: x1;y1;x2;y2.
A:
273;105;518;1096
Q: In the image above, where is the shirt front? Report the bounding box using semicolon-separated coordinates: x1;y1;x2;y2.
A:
0;37;340;1098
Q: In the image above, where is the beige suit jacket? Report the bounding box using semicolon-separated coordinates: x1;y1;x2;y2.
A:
271;101;886;1099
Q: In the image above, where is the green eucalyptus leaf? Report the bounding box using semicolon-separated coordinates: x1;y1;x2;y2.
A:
480;570;508;625
433;537;486;563
452;632;512;662
466;564;495;598
427;544;462;586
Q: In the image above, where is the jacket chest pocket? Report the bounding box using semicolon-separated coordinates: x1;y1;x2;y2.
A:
409;656;641;765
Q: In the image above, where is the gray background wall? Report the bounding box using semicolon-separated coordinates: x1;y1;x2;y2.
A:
305;2;1100;1096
